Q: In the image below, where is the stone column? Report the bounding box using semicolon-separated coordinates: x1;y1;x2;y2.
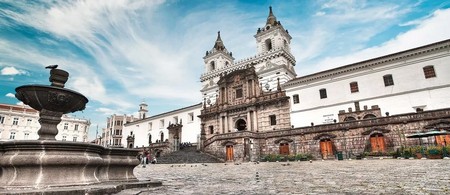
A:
37;109;63;140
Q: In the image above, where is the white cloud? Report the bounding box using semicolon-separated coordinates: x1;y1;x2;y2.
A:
307;8;450;73
95;107;117;116
16;101;24;106
5;93;15;98
1;66;27;75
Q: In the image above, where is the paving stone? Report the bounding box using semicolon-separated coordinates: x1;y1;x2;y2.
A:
121;159;450;194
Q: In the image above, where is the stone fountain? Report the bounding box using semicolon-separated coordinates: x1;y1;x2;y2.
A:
0;66;160;193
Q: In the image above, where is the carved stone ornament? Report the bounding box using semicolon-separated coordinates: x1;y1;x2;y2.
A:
48;91;72;106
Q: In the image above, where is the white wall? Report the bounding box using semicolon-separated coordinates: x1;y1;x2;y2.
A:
286;50;450;128
123;104;202;148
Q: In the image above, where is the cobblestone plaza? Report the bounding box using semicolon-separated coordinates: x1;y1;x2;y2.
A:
124;159;450;194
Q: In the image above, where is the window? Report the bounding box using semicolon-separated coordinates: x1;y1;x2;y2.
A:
292;94;299;104
269;115;276;126
236;88;243;98
13;117;19;125
160;119;165;128
209;126;214;134
148;122;153;130
64;123;68;130
62;135;67;141
27;119;32;126
188;112;194;122
74;124;79;131
423;66;436;78
73;137;77;142
0;115;4;124
350;82;359;93
319;89;327;99
115;129;121;135
9;132;16;139
383;74;394;86
210;61;215;71
24;133;29;139
265;39;272;51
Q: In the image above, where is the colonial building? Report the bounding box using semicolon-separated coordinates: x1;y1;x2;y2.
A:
122;103;202;156
198;7;450;161
0;103;90;142
119;7;450;161
101;113;137;147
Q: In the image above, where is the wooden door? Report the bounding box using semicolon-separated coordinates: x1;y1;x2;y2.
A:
279;143;289;155
320;139;333;157
226;145;234;161
436;135;450;146
370;134;385;152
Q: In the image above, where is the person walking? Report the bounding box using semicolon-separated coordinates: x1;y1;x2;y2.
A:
141;148;148;168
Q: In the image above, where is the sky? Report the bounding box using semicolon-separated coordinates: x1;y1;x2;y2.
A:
1;0;450;141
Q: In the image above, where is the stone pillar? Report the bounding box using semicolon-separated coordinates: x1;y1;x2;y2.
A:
246;112;252;131
37;109;63;140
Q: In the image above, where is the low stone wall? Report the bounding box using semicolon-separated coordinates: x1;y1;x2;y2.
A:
0;141;140;189
203;108;450;161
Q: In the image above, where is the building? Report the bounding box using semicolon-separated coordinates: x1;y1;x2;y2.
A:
122;103;202;155
120;7;450;160
0;103;90;142
101;113;137;147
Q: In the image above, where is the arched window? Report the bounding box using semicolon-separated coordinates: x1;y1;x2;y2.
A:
160;132;164;142
148;134;152;144
344;117;356;122
265;39;272;51
209;125;214;134
363;114;376;119
210;61;215;71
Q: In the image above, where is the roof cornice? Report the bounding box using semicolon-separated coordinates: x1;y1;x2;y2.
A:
284;39;450;88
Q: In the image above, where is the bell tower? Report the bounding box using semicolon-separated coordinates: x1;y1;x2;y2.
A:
138;101;148;119
254;6;296;92
201;31;235;106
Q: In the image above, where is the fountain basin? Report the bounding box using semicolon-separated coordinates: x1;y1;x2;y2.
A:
15;85;88;114
0;140;140;189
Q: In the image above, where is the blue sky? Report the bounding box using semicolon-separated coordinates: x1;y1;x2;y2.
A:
1;0;450;141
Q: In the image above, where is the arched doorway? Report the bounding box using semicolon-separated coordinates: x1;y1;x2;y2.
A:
320;139;333;159
128;143;133;148
235;119;247;131
279;143;289;155
226;145;234;161
370;133;386;152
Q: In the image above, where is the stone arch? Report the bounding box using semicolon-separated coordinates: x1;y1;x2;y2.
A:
221;140;237;146
344;116;357;122
313;133;337;140
363;114;376;119
361;127;390;136
274;138;293;144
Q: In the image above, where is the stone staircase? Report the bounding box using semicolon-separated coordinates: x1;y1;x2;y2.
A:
156;146;223;164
